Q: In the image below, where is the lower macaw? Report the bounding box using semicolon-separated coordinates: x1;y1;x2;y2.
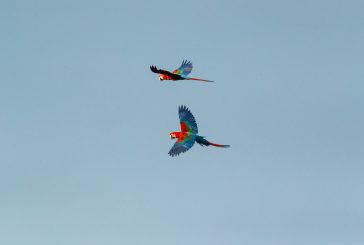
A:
168;105;230;157
150;60;214;82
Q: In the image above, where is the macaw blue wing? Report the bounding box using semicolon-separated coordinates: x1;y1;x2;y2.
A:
179;105;198;134
168;135;196;157
173;60;193;77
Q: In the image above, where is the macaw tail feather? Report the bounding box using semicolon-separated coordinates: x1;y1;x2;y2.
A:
196;136;230;148
209;142;230;148
187;77;214;82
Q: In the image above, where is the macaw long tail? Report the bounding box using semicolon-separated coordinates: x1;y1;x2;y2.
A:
187;77;214;82
209;142;230;148
196;136;230;148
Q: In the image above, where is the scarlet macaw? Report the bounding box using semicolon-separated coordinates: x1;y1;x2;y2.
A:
150;60;214;82
168;105;230;157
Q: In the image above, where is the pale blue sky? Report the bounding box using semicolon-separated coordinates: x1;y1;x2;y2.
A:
1;0;363;244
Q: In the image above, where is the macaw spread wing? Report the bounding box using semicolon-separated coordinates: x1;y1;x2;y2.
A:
173;60;193;77
150;65;184;80
168;135;196;157
150;66;175;76
179;105;198;134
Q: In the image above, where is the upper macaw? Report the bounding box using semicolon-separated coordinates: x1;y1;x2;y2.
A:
168;105;230;157
150;60;214;82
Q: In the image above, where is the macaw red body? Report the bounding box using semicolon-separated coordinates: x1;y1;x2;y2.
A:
168;105;230;157
150;60;214;82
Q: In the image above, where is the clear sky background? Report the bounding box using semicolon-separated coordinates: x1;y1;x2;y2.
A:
1;0;363;244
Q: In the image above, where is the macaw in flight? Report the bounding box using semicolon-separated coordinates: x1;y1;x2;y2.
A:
168;105;230;157
150;60;214;82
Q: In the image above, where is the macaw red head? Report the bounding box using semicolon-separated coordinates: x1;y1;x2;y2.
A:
159;74;167;81
169;132;178;139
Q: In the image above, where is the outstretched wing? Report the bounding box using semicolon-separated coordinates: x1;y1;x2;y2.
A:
150;65;183;80
150;65;175;77
168;135;196;157
179;105;198;134
173;60;193;77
